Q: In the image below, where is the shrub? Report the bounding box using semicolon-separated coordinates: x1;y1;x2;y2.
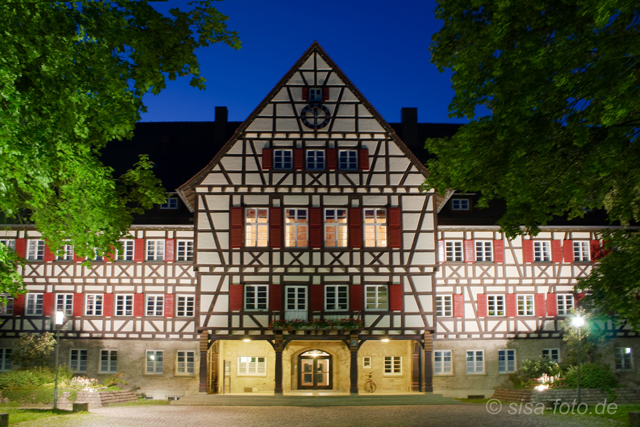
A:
561;363;618;391
2;385;57;404
10;333;56;368
509;358;561;389
0;366;73;391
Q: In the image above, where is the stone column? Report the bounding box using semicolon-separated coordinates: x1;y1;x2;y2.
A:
423;331;433;392
199;331;208;393
274;334;284;395
349;332;359;395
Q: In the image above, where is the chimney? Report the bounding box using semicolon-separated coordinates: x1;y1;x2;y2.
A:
214;106;228;144
401;107;418;147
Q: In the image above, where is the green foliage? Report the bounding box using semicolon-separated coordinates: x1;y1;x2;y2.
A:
268;318;364;331
0;1;240;292
0;366;72;391
102;371;127;388
2;385;57;405
560;363;618;391
425;0;640;320
559;308;608;367
509;358;561;389
10;333;57;368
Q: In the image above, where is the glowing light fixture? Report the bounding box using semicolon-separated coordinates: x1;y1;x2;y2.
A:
381;338;390;342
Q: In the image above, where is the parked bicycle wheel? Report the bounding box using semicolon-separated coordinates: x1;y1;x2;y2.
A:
364;380;376;393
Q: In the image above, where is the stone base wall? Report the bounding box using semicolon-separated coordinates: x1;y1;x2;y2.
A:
493;388;640;404
59;390;138;407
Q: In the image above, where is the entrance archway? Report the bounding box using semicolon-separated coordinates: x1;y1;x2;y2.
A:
298;350;332;390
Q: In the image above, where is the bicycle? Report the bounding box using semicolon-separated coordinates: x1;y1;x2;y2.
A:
363;372;376;393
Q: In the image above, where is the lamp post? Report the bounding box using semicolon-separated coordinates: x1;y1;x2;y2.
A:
572;315;585;405
53;311;64;410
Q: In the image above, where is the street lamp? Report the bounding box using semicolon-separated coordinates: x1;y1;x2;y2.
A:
53;310;64;410
572;314;585;404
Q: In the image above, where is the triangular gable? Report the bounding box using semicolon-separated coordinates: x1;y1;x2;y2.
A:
177;41;430;211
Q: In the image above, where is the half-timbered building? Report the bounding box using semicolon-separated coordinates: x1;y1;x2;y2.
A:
0;42;637;399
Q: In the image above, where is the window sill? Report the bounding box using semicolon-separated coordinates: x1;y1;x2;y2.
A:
383;373;402;376
237;374;267;377
174;373;196;377
465;372;486;376
144;372;164;376
434;373;454;376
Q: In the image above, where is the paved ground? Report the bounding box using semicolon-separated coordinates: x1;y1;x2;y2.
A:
16;404;624;427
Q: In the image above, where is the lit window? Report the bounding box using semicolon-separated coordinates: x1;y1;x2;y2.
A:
285;209;308;248
100;349;118;373
238;356;266;375
534;241;551;262
56;243;74;261
115;295;133;316
0;349;12;371
177;351;195;375
56;294;74;316
434;350;452;374
146;295;164;317
365;285;388;310
85;294;103;316
517;295;534;316
445;241;463;262
615;347;633;371
325;285;348;311
245;208;269;247
176;240;194;261
498;349;516;373
160;197;179;209
475;241;493;262
176;295;195;317
146;240;165;261
338;150;358;170
117;240;134;261
466;350;484;374
451;199;470;211
488;295;504;316
25;293;43;316
364;209;387;248
306;150;325;170
0;294;14;316
557;294;574;316
384;356;402;374
274;149;292;169
542;348;560;363
436;295;452;317
573;241;590;262
245;285;268;311
69;349;87;373
146;350;164;374
324;209;347;248
27;240;45;260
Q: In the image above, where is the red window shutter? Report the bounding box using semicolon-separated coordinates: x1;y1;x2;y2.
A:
506;294;517;317
464;240;475;263
350;285;363;312
105;245;115;263
73;251;84;262
294;148;304;170
229;285;243;311
165;239;175;262
43;293;54;317
73;293;83;317
348;208;362;248
359;148;369;170
310;285;324;311
269;207;282;248
551;240;563;263
134;239;145;262
103;294;113;318
269;285;282;311
523;240;534;263
302;87;309;101
230;207;244;249
44;244;55;262
453;294;464;318
134;294;144;318
388;207;402;249
389;284;403;311
476;294;487;318
575;292;585;306
13;295;24;317
546;293;557;317
438;240;445;263
309;208;323;248
563;240;574;263
590;240;601;261
164;294;175;318
262;148;272;170
14;239;26;258
326;149;337;170
322;87;329;101
535;294;546;317
493;239;505;263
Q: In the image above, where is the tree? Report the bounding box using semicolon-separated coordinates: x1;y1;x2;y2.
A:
0;1;240;295
10;332;57;369
425;0;640;320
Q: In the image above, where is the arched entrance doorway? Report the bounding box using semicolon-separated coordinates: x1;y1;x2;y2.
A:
298;350;332;390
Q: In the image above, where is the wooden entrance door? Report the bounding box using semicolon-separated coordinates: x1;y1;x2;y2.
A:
298;353;332;389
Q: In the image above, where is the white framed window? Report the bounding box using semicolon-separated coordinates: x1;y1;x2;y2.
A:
451;199;470;211
365;285;388;310
146;350;164;374
434;350;452;375
56;294;74;316
557;294;574;316
306;150;325;170
176;350;196;375
534;241;551;262
542;348;560;363
85;294;103;316
384;356;402;375
146;240;165;261
325;285;348;311
160;197;179;209
498;349;516;373
115;294;133;316
245;208;269;247
27;239;45;260
117;240;134;261
274;149;292;169
146;295;164;317
475;241;493;262
100;349;118;373
0;349;12;371
435;295;453;317
56;243;74;261
285;286;307;312
25;293;43;316
363;356;371;368
517;295;534;316
324;209;347;248
0;294;14;316
338;150;358;170
176;295;195;317
69;349;87;373
176;240;194;261
364;208;387;248
308;87;323;102
445;241;463;262
487;295;505;316
285;209;308;248
615;347;633;371
573;241;590;262
466;350;484;374
0;239;16;251
245;285;268;311
238;356;266;375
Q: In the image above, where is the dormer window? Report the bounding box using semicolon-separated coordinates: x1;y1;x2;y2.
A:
161;197;179;210
451;198;470;211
